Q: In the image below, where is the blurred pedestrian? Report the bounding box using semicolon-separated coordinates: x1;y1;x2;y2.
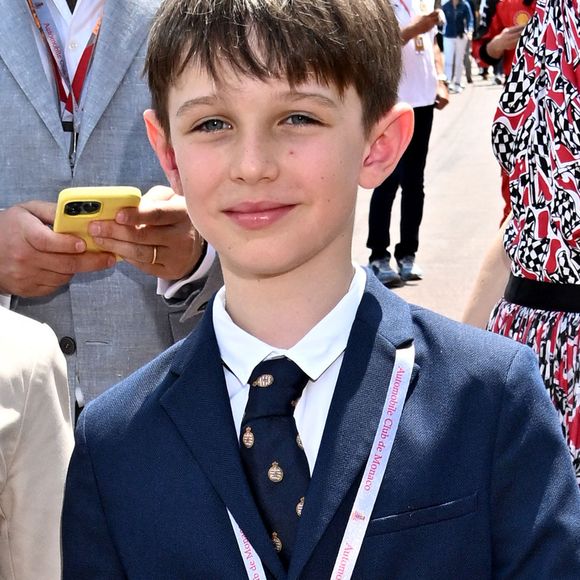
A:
441;0;474;92
463;0;477;82
368;1;449;287
472;0;497;78
474;0;535;77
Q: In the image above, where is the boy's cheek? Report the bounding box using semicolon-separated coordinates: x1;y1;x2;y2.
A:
182;207;215;251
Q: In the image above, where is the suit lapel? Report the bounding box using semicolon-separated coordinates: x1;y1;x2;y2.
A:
0;1;67;154
182;258;225;322
75;0;152;159
289;275;418;579
159;308;287;580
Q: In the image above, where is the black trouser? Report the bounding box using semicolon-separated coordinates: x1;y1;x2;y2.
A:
367;104;434;262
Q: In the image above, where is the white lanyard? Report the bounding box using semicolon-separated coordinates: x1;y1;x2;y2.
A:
330;344;415;578
230;343;415;579
228;510;268;580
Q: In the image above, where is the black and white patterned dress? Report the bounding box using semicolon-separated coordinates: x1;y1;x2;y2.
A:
488;0;580;480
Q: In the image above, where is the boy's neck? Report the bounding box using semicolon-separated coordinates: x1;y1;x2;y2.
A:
222;258;356;349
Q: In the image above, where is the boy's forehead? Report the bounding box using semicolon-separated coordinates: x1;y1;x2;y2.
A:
169;62;347;104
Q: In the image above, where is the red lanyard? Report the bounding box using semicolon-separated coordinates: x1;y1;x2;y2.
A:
399;0;413;17
25;0;101;127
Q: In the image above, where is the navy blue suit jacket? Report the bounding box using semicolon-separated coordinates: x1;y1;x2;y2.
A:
62;274;580;579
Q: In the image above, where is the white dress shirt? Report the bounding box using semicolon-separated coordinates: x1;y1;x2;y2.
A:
213;266;367;474
31;0;105;101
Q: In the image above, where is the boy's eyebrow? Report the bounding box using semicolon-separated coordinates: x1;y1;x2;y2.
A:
281;91;339;109
175;90;338;118
176;96;218;118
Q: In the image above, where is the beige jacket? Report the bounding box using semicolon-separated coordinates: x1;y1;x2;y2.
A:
0;309;73;580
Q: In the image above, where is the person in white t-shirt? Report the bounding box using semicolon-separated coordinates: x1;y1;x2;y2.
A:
367;0;449;288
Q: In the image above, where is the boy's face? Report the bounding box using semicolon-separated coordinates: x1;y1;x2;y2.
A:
145;65;411;280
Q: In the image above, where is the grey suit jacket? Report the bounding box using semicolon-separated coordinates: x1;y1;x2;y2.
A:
0;0;220;404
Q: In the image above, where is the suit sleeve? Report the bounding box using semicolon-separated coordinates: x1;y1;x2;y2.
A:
166;257;224;342
0;322;72;580
490;346;580;578
61;411;127;579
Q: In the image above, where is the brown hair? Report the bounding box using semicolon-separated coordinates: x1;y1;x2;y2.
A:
145;0;402;137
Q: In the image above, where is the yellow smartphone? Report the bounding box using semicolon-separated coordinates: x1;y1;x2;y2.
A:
54;186;142;252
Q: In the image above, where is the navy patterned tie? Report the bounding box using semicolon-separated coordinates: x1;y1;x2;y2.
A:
240;358;310;568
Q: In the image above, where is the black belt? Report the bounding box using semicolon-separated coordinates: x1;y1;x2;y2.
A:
504;274;580;313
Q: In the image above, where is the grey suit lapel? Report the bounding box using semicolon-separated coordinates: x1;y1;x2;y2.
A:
0;1;68;154
289;276;418;579
159;309;287;580
75;0;154;159
181;258;225;322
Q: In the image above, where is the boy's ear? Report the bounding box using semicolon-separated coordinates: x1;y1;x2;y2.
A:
359;103;414;189
143;109;183;195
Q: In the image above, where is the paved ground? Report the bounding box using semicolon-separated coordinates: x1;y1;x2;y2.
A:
352;76;506;321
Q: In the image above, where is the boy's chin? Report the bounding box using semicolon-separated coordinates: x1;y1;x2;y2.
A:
219;251;311;282
220;249;351;285
222;260;297;281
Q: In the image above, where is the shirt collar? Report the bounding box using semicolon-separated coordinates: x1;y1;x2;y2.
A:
213;266;367;385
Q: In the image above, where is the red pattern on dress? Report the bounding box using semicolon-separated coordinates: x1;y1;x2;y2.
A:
489;0;580;482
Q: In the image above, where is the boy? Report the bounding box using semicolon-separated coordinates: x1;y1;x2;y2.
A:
62;1;580;578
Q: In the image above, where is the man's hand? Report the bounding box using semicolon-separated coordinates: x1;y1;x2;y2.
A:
486;25;526;59
434;82;449;110
0;202;115;297
401;11;440;43
88;186;204;281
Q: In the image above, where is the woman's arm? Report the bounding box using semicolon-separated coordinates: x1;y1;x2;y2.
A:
462;217;511;328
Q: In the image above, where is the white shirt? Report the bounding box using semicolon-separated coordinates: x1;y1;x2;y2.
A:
30;0;104;103
213;266;367;474
392;0;438;108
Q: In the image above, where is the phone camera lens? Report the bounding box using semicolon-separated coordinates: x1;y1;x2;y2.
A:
64;202;81;216
82;202;101;214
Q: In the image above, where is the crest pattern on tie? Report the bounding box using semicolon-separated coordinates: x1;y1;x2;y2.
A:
240;357;310;568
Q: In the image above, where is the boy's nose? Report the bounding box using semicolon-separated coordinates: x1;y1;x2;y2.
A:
229;132;279;184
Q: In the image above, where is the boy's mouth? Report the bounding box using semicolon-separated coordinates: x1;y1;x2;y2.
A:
224;201;295;230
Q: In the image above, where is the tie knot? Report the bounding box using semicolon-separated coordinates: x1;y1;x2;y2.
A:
245;358;309;419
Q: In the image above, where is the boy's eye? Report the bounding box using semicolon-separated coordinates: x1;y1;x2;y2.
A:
284;114;319;126
194;119;232;132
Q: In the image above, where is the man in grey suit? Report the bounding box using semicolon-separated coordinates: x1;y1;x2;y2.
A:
0;0;219;412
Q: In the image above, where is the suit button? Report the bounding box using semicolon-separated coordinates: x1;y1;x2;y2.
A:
59;336;77;355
